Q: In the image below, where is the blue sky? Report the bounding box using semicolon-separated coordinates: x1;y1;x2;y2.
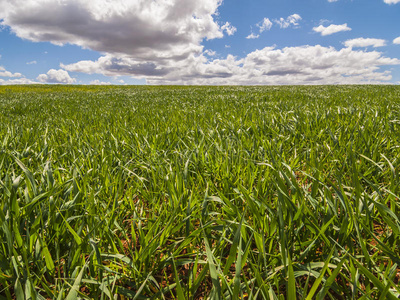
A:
0;0;399;85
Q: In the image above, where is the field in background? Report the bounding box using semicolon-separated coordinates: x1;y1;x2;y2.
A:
1;85;400;299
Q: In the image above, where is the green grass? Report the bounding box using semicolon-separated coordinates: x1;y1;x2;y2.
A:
0;85;400;299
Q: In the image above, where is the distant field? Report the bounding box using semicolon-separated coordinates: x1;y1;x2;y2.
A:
1;85;400;299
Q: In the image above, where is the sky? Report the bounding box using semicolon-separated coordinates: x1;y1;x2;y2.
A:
0;0;400;85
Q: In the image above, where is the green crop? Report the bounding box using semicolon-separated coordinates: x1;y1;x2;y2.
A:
0;85;400;299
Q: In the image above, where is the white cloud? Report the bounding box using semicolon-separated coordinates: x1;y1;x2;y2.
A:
61;56;170;77
90;79;111;85
344;38;387;48
26;60;37;65
0;62;32;83
37;69;76;84
62;45;400;85
313;23;351;36
258;18;273;33
394;37;400;44
328;0;338;2
246;33;260;39
274;14;302;29
0;66;22;78
247;15;291;39
0;78;37;85
204;49;217;56
2;1;398;85
221;22;237;36
384;0;400;4
0;0;228;62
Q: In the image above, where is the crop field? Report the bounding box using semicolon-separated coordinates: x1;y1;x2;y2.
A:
1;85;400;299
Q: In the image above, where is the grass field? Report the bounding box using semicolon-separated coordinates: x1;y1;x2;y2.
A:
1;85;400;299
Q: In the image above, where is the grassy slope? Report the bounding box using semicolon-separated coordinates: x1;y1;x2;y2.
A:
0;85;400;299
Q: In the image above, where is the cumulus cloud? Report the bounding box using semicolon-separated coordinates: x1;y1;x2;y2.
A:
344;38;387;48
204;49;217;56
384;0;400;4
221;22;237;36
258;18;273;33
0;78;37;85
37;69;76;84
0;62;32;84
394;37;400;44
0;66;22;78
246;16;293;40
313;23;351;36
62;45;400;85
2;1;399;85
61;56;169;77
90;79;111;85
246;33;260;39
26;60;37;65
0;0;229;62
274;14;302;29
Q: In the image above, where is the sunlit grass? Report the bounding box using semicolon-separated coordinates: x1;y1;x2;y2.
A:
0;85;400;299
